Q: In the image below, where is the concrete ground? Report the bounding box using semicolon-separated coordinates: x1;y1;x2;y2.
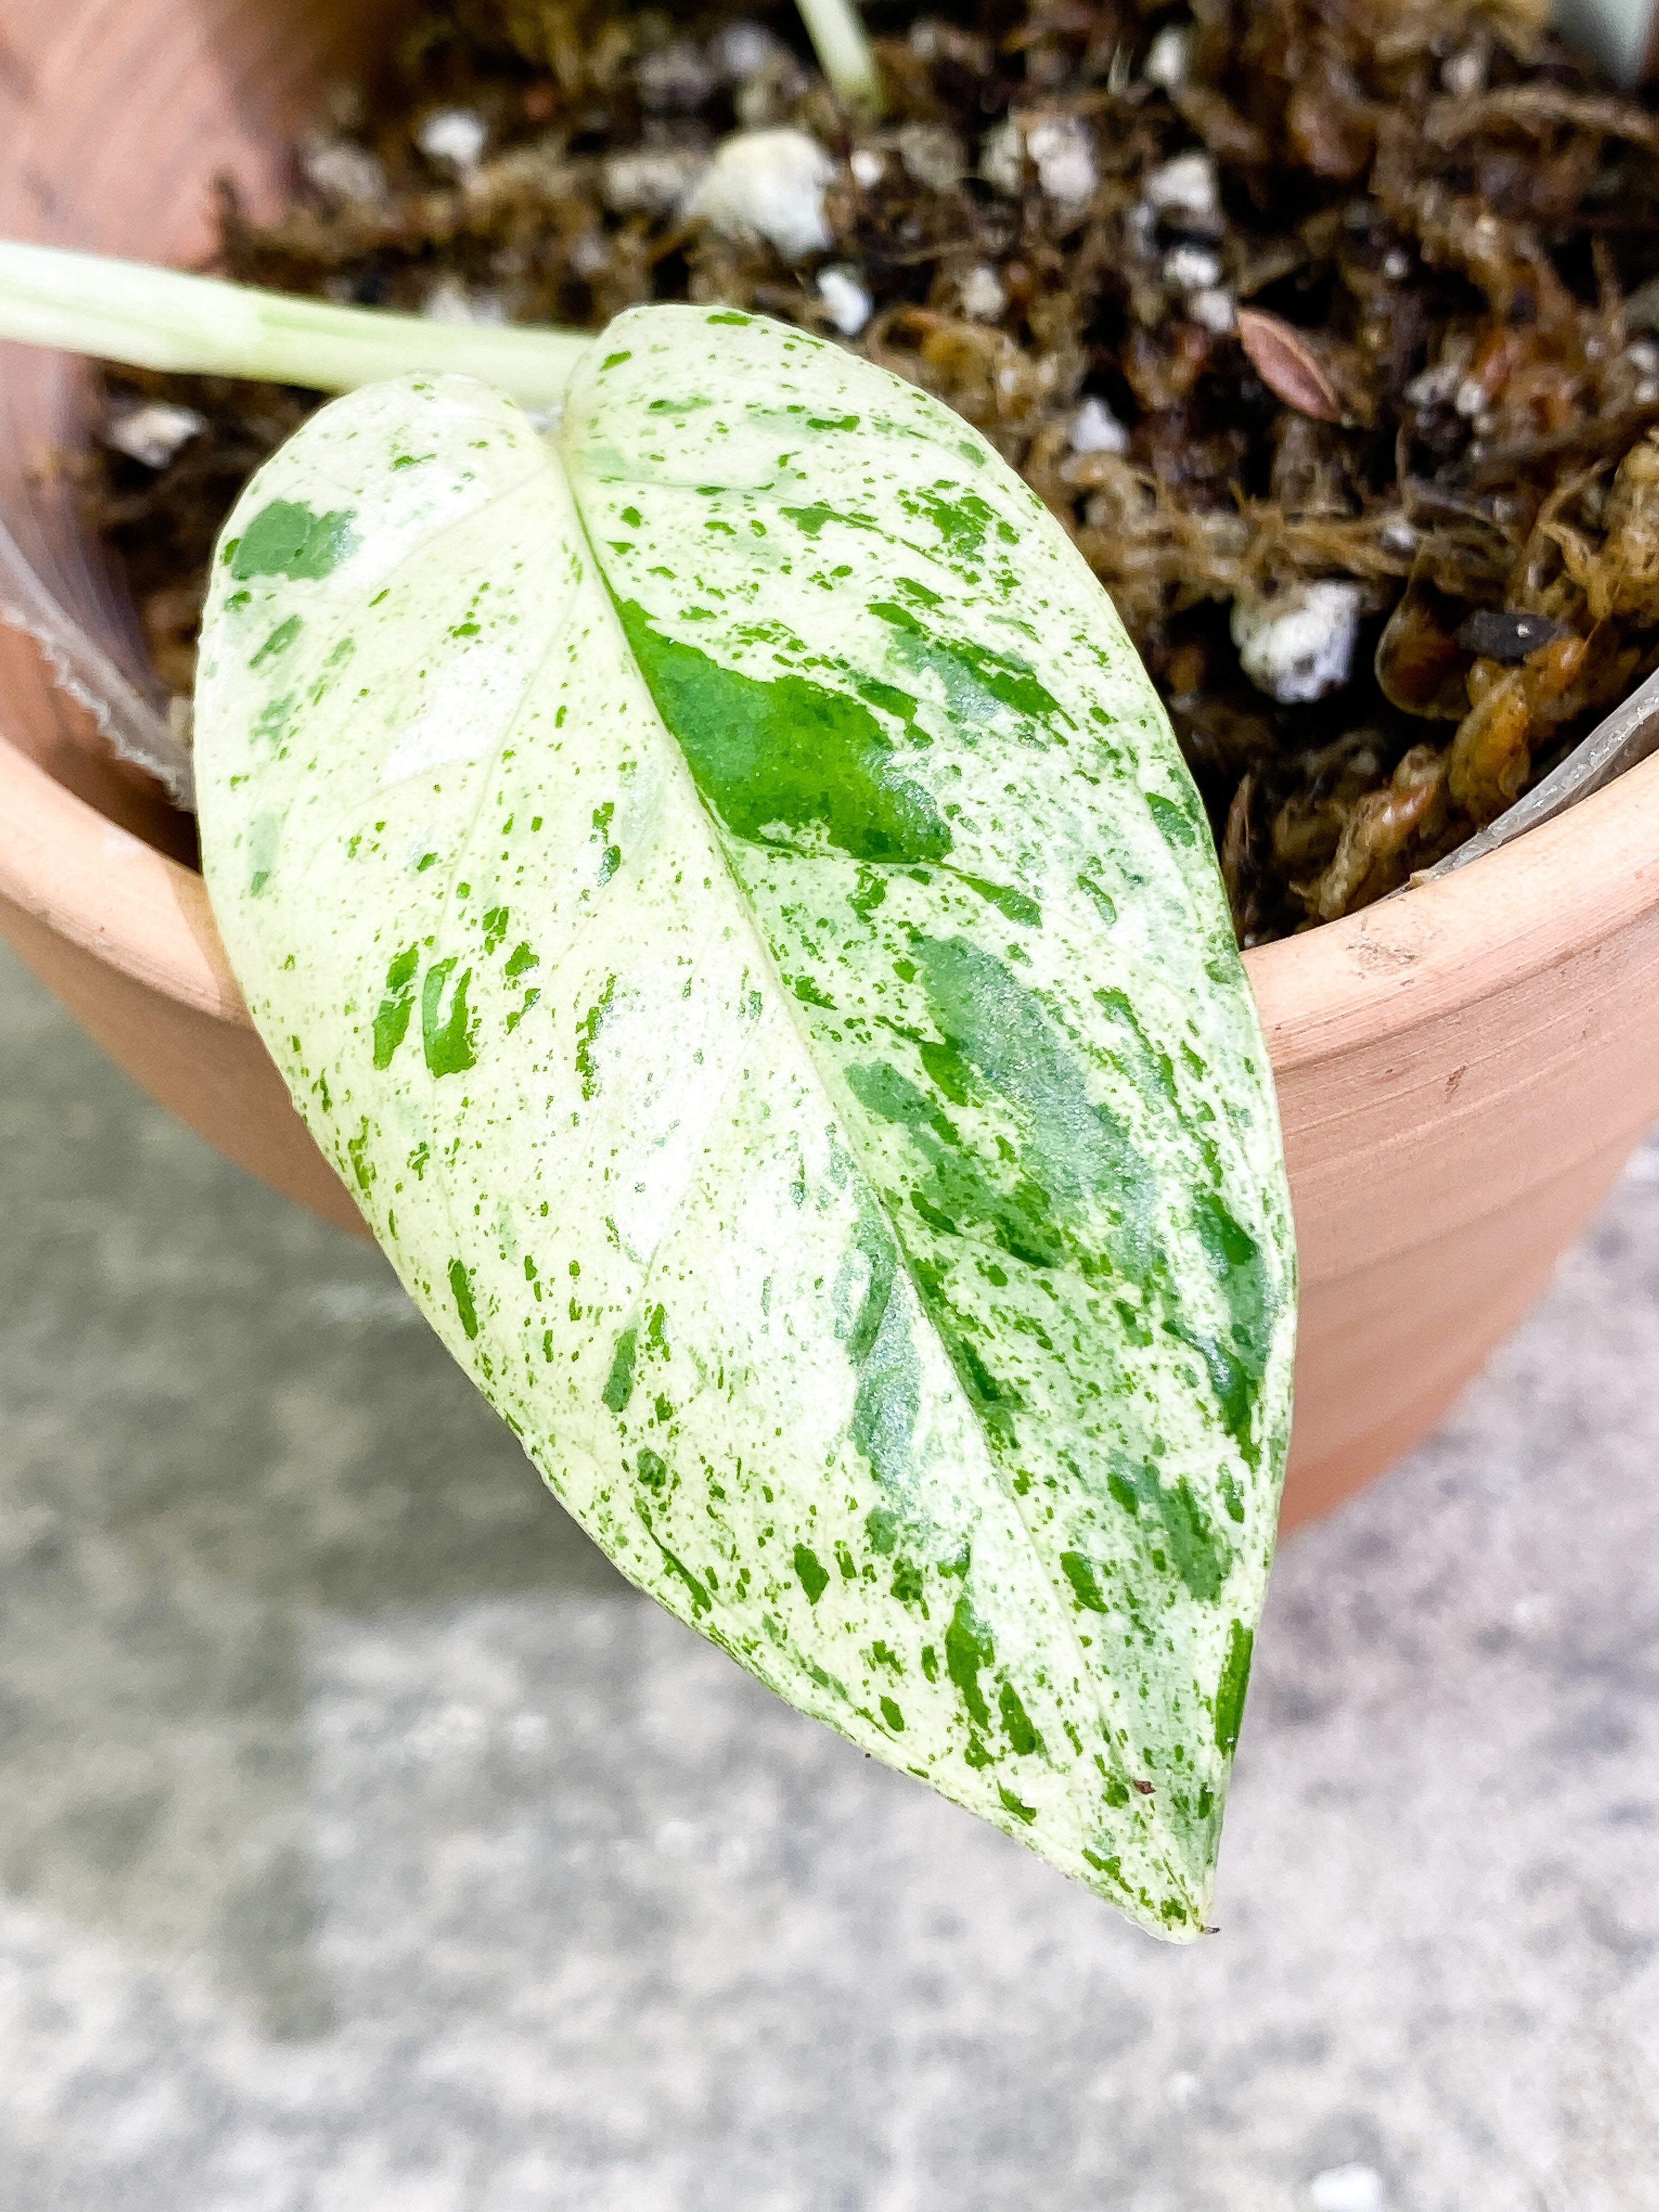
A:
0;933;1655;2212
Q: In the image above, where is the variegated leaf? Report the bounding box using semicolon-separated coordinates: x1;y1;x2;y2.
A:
194;306;1296;1938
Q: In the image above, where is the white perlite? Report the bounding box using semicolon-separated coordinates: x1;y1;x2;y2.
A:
100;402;206;470
416;108;488;170
1406;362;1459;407
1231;582;1363;704
1441;44;1487;98
981;114;1098;206
817;265;873;337
301;140;387;207
960;265;1007;321
1407;337;1472;409
1455;374;1489;418
1164;244;1222;293
689;129;834;261
1026;116;1097;206
849;147;885;187
1143;22;1192;87
1069;396;1130;456
1381;515;1418;556
1189;287;1235;334
1145;152;1219;226
979;119;1023;196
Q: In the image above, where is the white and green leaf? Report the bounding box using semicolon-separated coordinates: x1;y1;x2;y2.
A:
193;305;1296;1939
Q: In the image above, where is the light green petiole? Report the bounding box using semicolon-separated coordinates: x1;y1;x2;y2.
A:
794;0;885;117
0;240;590;409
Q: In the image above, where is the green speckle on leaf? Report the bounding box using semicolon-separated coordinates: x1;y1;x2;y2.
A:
612;602;953;866
345;1119;375;1195
245;814;280;898
1060;1551;1109;1613
602;1326;638;1413
944;1594;994;1731
449;1259;480;1340
374;946;422;1066
1214;1621;1254;1756
890;1557;926;1606
640;1502;713;1616
591;802;621;884
901;484;1018;562
229;499;357;582
793;1544;830;1605
421;958;478;1077
957;873;1040;928
250;614;302;668
574;975;616;1099
1147;789;1202;849
870;598;1063;726
1107;1458;1233;1604
997;1678;1042;1757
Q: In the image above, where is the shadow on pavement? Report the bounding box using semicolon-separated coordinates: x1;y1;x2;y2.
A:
0;944;630;2033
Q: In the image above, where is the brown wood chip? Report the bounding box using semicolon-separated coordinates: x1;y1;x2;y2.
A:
1235;308;1342;423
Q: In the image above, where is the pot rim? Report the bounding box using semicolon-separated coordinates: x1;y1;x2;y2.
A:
7;702;1659;1054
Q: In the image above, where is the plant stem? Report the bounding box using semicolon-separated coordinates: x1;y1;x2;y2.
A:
0;242;591;410
794;0;884;117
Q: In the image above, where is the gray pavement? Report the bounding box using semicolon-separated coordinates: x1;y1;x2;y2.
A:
0;934;1655;2212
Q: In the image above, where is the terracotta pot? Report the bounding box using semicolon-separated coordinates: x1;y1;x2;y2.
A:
5;0;1659;1530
